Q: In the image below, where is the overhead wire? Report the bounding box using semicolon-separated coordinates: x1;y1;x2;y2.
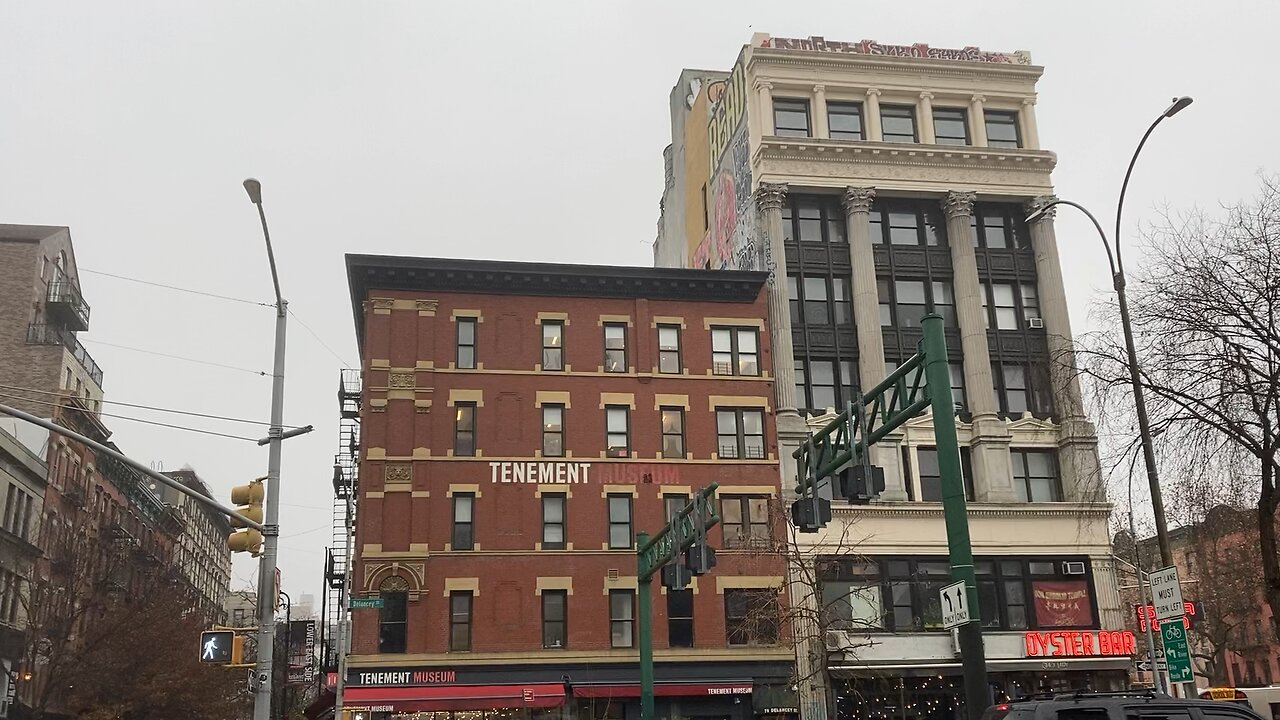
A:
0;382;299;428
287;307;354;369
79;267;273;307
82;339;272;377
0;390;259;442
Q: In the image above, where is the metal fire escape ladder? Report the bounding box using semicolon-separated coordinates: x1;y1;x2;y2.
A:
324;369;360;670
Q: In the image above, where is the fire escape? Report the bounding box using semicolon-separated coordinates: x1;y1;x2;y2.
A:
322;369;360;672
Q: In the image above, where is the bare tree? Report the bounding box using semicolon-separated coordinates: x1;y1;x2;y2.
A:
1078;175;1280;643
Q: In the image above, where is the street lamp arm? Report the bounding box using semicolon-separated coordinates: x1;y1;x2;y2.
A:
1026;199;1118;277
1115;97;1193;276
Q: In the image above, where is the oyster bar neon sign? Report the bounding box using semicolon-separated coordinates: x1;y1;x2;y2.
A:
1024;630;1136;658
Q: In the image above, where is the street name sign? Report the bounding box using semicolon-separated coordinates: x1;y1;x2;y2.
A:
1159;617;1193;682
940;581;970;629
350;597;384;609
1135;660;1168;673
1150;566;1185;620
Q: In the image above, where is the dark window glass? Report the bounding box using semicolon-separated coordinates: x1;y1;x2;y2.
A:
542;321;564;370
716;409;765;460
609;590;635;648
996;363;1028;416
454;403;476;456
721;495;771;549
917;447;975;502
725;589;779;645
803;276;830;325
604;323;626;373
657;325;681;373
542;493;565;550
456;318;476;369
542;590;567;648
379;587;408;653
773;98;811;137
663;493;688;524
933;107;969;145
711;327;759;376
881;105;917;143
1021;284;1040;326
605;405;630;457
796;201;823;242
449;591;472;651
828;102;863;139
542;404;564;457
667;589;694;647
949;362;967;413
608;494;633;549
984;282;1020;330
452;493;474;550
1012;450;1062;502
832;278;852;325
971;205;1031;250
985;110;1021;148
879;280;955;328
660;407;685;459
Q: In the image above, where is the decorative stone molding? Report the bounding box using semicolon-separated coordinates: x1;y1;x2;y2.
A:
416;299;439;314
1022;97;1037;107
971;93;987;103
754;182;788;212
384;463;412;484
363;560;426;600
919;91;934;100
1026;194;1059;223
841;187;876;214
866;87;882;97
753;79;774;92
388;371;415;389
941;190;977;219
370;298;394;311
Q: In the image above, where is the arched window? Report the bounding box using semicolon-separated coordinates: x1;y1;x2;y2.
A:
378;576;409;653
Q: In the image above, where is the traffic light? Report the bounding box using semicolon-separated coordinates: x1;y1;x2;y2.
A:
686;542;717;575
200;630;235;663
790;495;831;533
838;465;885;505
228;477;265;555
662;561;692;591
231;633;245;664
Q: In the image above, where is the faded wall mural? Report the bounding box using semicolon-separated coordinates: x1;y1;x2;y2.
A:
693;52;760;272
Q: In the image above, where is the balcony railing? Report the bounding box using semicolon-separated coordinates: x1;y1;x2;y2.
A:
46;268;91;331
26;323;104;387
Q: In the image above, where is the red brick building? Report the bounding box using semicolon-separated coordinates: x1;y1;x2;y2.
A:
343;256;795;720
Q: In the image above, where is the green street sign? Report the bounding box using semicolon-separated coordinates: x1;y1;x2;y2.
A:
349;597;384;609
1160;617;1193;682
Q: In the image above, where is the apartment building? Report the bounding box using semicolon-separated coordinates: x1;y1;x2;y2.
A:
159;469;233;621
342;255;795;720
654;34;1125;720
0;424;45;718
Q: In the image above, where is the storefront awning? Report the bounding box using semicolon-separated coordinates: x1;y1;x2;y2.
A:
573;683;753;698
830;657;1131;676
344;683;566;711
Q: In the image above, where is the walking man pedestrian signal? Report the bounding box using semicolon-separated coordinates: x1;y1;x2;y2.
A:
200;630;234;663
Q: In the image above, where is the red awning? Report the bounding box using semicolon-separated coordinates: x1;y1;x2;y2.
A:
573;683;753;698
344;683;566;712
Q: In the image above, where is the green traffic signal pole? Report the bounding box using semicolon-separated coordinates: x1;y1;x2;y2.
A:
636;531;655;720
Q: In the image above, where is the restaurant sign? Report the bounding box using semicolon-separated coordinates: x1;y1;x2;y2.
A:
1023;630;1136;658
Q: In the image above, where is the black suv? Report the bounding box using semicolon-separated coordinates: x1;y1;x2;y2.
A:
982;690;1265;720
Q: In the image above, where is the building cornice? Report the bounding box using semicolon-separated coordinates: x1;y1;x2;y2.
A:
832;501;1112;520
754;139;1057;176
747;48;1044;83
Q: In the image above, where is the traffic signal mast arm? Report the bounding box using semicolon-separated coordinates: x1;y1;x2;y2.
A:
0;401;265;531
637;483;720;581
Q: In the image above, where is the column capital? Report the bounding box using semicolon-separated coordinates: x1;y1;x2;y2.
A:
1021;96;1037;107
941;191;977;220
754;79;774;92
1025;194;1059;223
755;183;788;212
919;91;935;100
842;187;877;214
970;93;987;104
865;87;882;97
813;84;826;94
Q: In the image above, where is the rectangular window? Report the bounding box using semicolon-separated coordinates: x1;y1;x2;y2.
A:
1021;283;1040;326
893;280;927;327
607;494;633;549
452;493;474;550
802;277;830;324
609;590;635;648
949;362;967;412
986;283;1020;330
379;589;408;653
1012;450;1062;502
542;493;566;550
456;318;476;369
997;363;1029;416
542;589;567;648
603;323;627;373
711;327;760;376
667;589;694;647
663;493;689;523
932;107;969;145
542;404;564;457
716;409;765;460
660;407;685;459
721;495;771;549
657;325;681;373
605;405;630;457
773;98;811;137
827;101;863;140
454;403;476;457
449;591;472;651
725;589;779;646
985;110;1021;148
542;321;564;371
880;105;917;143
916;447;975;502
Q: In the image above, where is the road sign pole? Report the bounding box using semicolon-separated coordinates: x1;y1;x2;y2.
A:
922;314;988;720
637;533;655;720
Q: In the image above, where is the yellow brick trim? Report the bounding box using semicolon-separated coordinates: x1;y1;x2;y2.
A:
708;395;771;412
537;312;570;325
651;316;687;329
714;485;778;498
367;448;386;460
703;317;766;330
366;491;385;499
599;392;636;410
716;576;785;593
654;394;690;411
600;484;640;498
415;399;433;410
412;447;432;459
371;359;391;368
603;576;638;594
411;491;431;498
388;389;414;401
410;543;429;553
536;391;572;408
363;544;383;554
597;314;634;327
415;359;435;369
448;389;484;407
446;484;482;498
384;484;413;493
660;486;693;498
534;484;574;499
444;577;480;596
451;309;483;321
371;298;394;315
536;576;574;595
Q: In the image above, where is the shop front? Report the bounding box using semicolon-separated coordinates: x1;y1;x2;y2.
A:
338;661;797;720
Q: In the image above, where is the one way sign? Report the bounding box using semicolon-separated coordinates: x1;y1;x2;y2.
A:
1136;660;1168;673
940;581;971;629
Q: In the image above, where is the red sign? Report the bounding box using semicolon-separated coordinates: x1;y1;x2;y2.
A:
1024;630;1136;658
523;689;535;703
1032;581;1093;627
1135;601;1199;632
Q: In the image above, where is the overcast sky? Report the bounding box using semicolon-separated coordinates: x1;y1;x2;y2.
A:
3;1;1275;606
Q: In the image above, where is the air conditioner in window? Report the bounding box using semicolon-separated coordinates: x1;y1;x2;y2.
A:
1028;317;1045;329
1062;561;1086;575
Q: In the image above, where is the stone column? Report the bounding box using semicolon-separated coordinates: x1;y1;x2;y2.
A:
1026;195;1101;501
968;94;989;147
756;183;799;419
843;187;907;501
864;88;883;142
812;85;829;138
756;80;774;141
942;191;1014;501
1020;98;1040;149
917;91;936;144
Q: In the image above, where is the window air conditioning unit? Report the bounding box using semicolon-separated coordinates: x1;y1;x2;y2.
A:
1062;561;1086;575
1029;317;1045;329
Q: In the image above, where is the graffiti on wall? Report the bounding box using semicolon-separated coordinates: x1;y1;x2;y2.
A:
694;50;760;272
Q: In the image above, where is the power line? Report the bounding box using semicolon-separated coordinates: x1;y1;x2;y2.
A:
0;382;299;429
0;390;259;442
287;307;354;369
80;267;273;308
82;339;271;377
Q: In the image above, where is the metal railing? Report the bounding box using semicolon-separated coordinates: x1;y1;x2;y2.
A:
26;323;104;386
46;267;91;330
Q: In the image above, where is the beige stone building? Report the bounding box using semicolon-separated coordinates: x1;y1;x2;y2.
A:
655;34;1124;720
